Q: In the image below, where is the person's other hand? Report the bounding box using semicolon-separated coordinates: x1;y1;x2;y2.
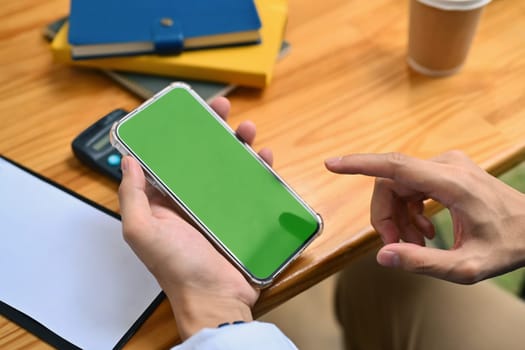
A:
325;151;525;284
118;97;273;339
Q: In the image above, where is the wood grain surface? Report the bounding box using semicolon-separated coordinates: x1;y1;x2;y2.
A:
1;0;525;348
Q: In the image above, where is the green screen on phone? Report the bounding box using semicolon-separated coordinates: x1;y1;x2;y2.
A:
115;85;321;283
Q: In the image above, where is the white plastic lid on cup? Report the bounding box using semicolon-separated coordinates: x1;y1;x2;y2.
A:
417;0;491;11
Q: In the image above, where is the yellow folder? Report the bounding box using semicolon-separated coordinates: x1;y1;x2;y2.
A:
51;0;287;88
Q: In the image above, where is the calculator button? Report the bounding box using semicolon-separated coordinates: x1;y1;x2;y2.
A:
107;153;121;167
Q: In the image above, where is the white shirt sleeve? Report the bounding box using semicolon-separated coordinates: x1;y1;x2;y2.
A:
171;321;298;350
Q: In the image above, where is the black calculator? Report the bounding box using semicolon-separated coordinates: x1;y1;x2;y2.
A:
72;109;128;182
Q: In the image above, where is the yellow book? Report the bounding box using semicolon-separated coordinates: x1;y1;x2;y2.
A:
51;0;287;88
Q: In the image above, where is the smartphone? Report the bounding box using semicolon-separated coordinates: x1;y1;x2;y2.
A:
110;83;323;287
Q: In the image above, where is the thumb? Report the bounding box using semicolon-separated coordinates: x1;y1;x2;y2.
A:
376;243;472;284
118;156;151;236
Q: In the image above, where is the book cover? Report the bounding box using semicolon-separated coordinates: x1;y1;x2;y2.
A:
104;71;237;102
68;0;261;58
43;17;238;102
104;40;290;100
51;0;288;88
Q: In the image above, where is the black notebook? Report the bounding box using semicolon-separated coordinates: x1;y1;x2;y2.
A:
0;156;163;349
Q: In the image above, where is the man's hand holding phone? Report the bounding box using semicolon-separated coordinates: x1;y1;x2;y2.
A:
118;97;273;340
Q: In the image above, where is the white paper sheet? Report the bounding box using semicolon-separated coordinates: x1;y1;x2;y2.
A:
0;158;162;349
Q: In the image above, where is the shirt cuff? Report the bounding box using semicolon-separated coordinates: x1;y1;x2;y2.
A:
172;321;297;350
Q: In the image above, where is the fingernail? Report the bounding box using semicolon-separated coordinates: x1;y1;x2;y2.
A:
377;250;400;268
325;157;342;167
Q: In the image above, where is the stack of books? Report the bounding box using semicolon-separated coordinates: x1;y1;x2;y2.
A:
47;0;290;101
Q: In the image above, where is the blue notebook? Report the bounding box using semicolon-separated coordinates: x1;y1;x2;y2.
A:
44;18;238;101
45;18;290;101
68;0;262;59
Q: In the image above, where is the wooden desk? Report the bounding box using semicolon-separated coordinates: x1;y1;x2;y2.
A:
1;0;525;348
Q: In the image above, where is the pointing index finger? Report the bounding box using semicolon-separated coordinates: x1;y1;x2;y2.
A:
325;153;454;201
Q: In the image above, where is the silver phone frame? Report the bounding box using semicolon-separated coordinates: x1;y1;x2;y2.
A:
110;82;323;288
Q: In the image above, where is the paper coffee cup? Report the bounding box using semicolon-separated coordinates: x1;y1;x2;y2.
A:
407;0;491;77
